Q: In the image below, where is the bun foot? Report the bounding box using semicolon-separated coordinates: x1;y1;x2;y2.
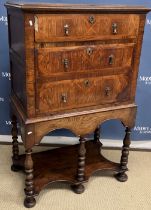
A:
11;164;21;172
115;172;128;182
24;197;36;208
71;184;85;194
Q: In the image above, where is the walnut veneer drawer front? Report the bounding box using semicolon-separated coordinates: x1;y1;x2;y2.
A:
36;74;130;114
36;43;134;77
35;14;139;42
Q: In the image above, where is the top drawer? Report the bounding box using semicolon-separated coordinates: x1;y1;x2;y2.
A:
34;14;139;42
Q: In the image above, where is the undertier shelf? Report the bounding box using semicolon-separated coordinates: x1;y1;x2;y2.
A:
12;140;121;194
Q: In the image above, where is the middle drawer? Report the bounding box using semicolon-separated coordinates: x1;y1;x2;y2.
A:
35;43;134;78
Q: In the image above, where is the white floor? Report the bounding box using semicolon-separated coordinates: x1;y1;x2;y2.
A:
1;135;151;149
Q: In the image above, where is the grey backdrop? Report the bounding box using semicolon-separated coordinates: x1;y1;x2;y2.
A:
0;0;151;141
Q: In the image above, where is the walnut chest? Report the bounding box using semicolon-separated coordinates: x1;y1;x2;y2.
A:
5;1;151;208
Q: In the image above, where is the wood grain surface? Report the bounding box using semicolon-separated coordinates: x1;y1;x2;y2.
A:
36;43;134;77
36;74;131;114
5;2;151;13
12;140;121;194
6;3;150;207
35;14;139;42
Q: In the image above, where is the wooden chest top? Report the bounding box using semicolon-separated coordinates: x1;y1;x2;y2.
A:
5;2;151;12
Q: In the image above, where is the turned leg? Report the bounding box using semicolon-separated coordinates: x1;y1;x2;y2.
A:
11;115;20;172
24;149;36;208
94;126;103;148
115;127;131;182
72;136;86;194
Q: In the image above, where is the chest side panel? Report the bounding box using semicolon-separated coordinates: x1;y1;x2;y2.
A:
8;10;27;109
24;14;36;117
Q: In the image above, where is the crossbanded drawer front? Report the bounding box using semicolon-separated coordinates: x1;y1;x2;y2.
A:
35;43;134;77
36;74;131;114
34;14;139;42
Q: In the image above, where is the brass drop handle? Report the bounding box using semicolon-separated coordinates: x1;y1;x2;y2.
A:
112;23;118;34
61;94;67;103
105;87;111;96
63;58;69;70
109;54;114;65
64;24;69;36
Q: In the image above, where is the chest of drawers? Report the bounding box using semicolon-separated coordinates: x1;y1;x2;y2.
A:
5;2;150;208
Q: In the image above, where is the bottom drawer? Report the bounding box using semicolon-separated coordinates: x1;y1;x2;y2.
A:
36;74;130;114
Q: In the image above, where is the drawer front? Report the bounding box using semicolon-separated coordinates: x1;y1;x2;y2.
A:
35;14;139;42
36;74;130;114
36;43;134;77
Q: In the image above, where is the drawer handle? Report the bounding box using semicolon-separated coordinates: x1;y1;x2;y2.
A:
64;24;69;36
84;80;90;87
112;23;118;34
87;48;93;56
63;59;69;70
105;87;111;96
89;16;95;24
109;54;114;65
61;94;67;103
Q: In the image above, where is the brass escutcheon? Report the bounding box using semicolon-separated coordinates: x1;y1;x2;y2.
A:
87;47;93;56
89;16;95;24
84;80;90;87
